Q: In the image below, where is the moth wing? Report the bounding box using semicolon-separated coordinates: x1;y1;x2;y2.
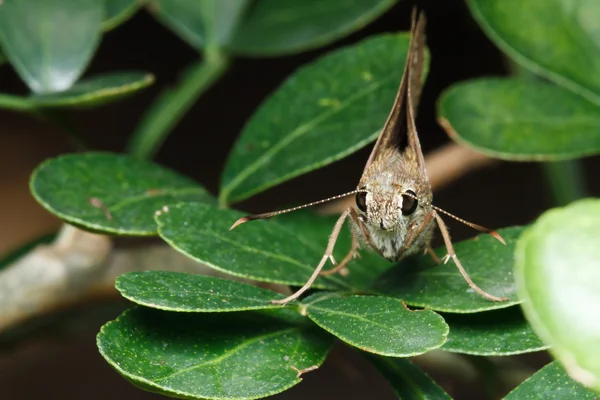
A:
361;9;428;175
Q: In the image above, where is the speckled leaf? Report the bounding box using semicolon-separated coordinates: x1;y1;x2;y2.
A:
516;199;600;392
0;0;103;93
372;226;523;313
368;356;452;399
467;0;600;106
26;72;154;108
230;0;397;56
103;0;140;31
97;307;333;400
155;202;354;291
438;78;600;161
276;210;394;288
116;271;287;312
149;0;250;50
30;152;213;236
303;293;448;357
220;33;428;204
441;307;548;356
505;361;597;399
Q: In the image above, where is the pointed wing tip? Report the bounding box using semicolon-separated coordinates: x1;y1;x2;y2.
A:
490;230;506;246
230;217;249;231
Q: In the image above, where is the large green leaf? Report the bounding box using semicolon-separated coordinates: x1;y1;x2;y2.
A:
230;0;397;56
303;293;448;357
467;0;600;106
155;202;353;291
0;0;103;93
0;48;6;65
98;307;333;399
516;199;600;392
148;0;250;50
276;210;394;288
372;226;523;313
505;361;597;399
220;33;428;204
441;307;548;356
30;152;213;236
368;356;452;399
438;78;600;161
116;271;287;312
103;0;140;31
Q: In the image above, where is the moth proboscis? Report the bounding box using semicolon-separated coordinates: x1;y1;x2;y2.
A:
230;8;508;305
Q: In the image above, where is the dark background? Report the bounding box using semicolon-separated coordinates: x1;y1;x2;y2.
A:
0;0;593;399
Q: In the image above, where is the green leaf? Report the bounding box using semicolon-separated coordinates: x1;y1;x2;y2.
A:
516;199;600;392
98;307;333;400
441;307;548;356
372;226;523;313
303;293;448;357
230;0;397;56
438;78;600;161
116;271;288;312
26;72;154;108
155;202;353;291
220;33;428;204
0;0;103;93
467;0;600;106
276;210;394;288
0;48;6;65
505;361;597;400
30;152;213;236
103;0;140;31
148;0;251;50
368;356;452;399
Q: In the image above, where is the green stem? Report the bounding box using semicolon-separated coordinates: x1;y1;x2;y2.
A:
127;48;230;160
540;160;587;206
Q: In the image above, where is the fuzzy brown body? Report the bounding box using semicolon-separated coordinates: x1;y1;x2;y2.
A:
354;145;435;261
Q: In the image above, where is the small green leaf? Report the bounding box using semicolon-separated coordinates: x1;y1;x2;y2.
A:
303;293;448;357
116;271;287;312
467;0;600;106
220;33;428;204
230;0;397;56
98;307;333;400
149;0;250;50
30;152;213;236
505;361;597;400
373;226;523;313
441;307;548;356
438;78;600;161
368;356;452;399
516;199;600;392
103;0;140;31
0;0;103;93
27;72;154;108
155;202;350;291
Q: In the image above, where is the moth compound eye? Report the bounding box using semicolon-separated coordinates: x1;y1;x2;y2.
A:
356;192;368;213
401;190;418;215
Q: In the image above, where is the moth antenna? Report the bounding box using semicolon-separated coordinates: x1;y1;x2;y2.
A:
230;189;363;231
431;204;506;245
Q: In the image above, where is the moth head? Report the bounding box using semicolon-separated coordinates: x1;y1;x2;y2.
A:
355;185;423;232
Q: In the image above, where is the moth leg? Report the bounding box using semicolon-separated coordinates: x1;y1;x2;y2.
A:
398;209;436;258
271;208;352;305
434;213;508;302
425;246;442;264
320;226;359;277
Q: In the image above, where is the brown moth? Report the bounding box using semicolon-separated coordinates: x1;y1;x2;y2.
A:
230;9;507;305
